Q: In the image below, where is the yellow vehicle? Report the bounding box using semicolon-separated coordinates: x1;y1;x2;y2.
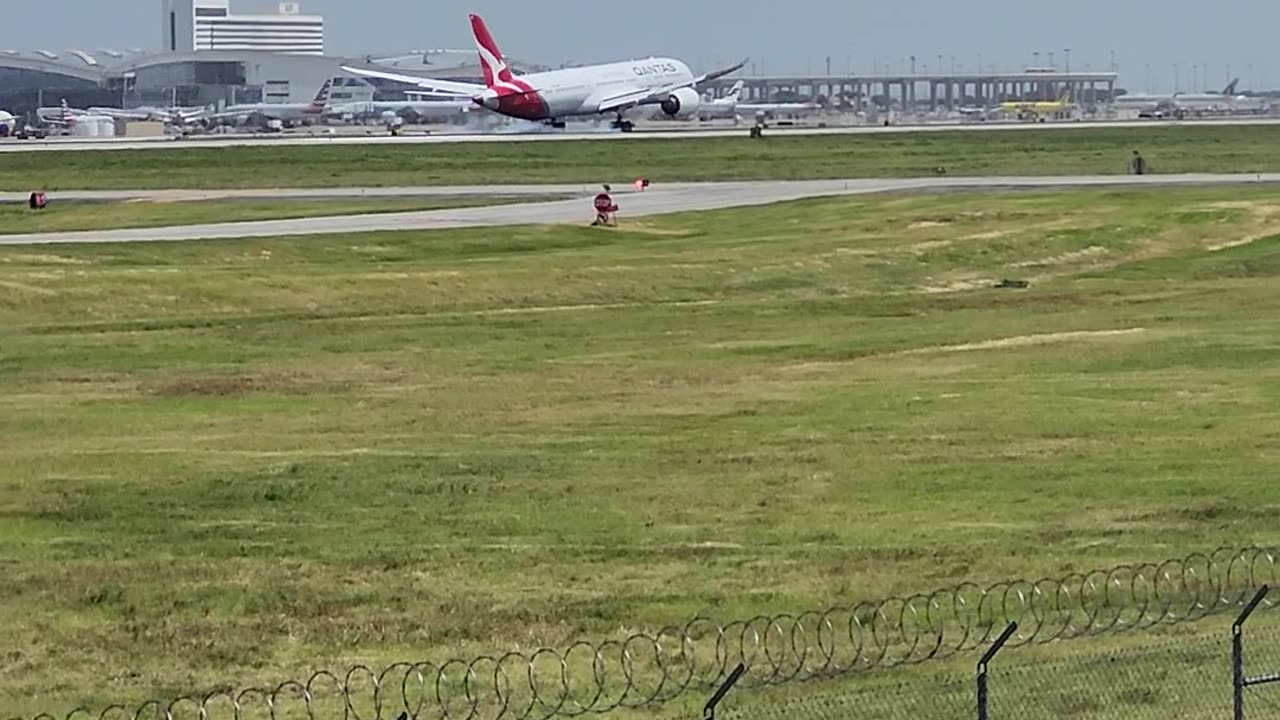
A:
1000;89;1074;121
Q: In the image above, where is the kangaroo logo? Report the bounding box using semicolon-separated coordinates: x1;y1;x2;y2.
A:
470;14;534;95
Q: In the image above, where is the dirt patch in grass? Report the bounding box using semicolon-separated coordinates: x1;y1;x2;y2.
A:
147;373;328;397
901;328;1149;355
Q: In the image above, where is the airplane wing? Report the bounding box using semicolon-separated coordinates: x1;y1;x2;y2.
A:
594;87;661;114
340;65;484;97
89;108;152;120
595;58;749;114
689;57;750;87
203;108;258;121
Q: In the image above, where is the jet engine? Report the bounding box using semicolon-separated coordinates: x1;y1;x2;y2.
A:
660;87;701;119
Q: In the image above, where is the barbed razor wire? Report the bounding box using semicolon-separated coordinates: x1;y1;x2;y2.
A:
11;545;1276;720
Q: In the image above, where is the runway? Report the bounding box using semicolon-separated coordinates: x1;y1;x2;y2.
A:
5;173;1280;246
4;116;1280;153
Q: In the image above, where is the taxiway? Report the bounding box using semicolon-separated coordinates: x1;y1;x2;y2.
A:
4;173;1280;246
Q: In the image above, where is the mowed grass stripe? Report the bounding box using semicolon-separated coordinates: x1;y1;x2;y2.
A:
0;196;566;234
3;124;1280;190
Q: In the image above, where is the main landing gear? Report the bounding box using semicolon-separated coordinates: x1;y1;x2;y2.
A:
610;114;635;132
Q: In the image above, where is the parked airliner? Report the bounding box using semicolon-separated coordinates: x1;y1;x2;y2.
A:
207;80;335;126
341;14;746;132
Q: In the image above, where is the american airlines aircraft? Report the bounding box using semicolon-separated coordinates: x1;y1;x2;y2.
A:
207;80;335;126
342;14;747;132
36;99;113;131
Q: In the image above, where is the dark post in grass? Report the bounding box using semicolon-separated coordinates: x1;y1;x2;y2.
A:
1233;584;1272;720
703;662;746;720
976;622;1018;720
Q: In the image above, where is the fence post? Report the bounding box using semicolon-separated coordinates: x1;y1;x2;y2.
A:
703;663;746;720
1233;585;1270;720
976;622;1018;720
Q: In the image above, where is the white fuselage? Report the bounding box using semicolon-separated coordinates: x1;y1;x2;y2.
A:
484;58;695;120
738;102;822;117
227;103;322;119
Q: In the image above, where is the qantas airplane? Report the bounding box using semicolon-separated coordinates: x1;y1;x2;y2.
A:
341;14;746;132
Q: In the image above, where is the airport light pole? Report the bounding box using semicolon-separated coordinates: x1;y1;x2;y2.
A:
1059;49;1070;106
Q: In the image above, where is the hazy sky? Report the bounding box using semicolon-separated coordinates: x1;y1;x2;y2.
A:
2;0;1278;92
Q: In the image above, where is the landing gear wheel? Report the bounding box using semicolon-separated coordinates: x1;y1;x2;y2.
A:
551;120;566;129
611;119;635;132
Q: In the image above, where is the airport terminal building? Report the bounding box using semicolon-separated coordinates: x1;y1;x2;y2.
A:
0;50;543;119
0;0;553;118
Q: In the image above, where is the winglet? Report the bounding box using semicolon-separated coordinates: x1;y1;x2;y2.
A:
697;57;749;86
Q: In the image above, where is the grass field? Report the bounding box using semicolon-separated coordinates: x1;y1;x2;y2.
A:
5;124;1280;190
3;186;1280;713
0;196;563;234
0;193;560;233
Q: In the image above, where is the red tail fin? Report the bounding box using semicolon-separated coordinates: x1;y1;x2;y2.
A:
470;14;513;87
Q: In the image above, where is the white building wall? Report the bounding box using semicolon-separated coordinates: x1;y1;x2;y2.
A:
160;0;197;52
164;0;325;56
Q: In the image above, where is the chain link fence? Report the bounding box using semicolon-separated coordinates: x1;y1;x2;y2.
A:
716;592;1278;720
1238;597;1280;719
